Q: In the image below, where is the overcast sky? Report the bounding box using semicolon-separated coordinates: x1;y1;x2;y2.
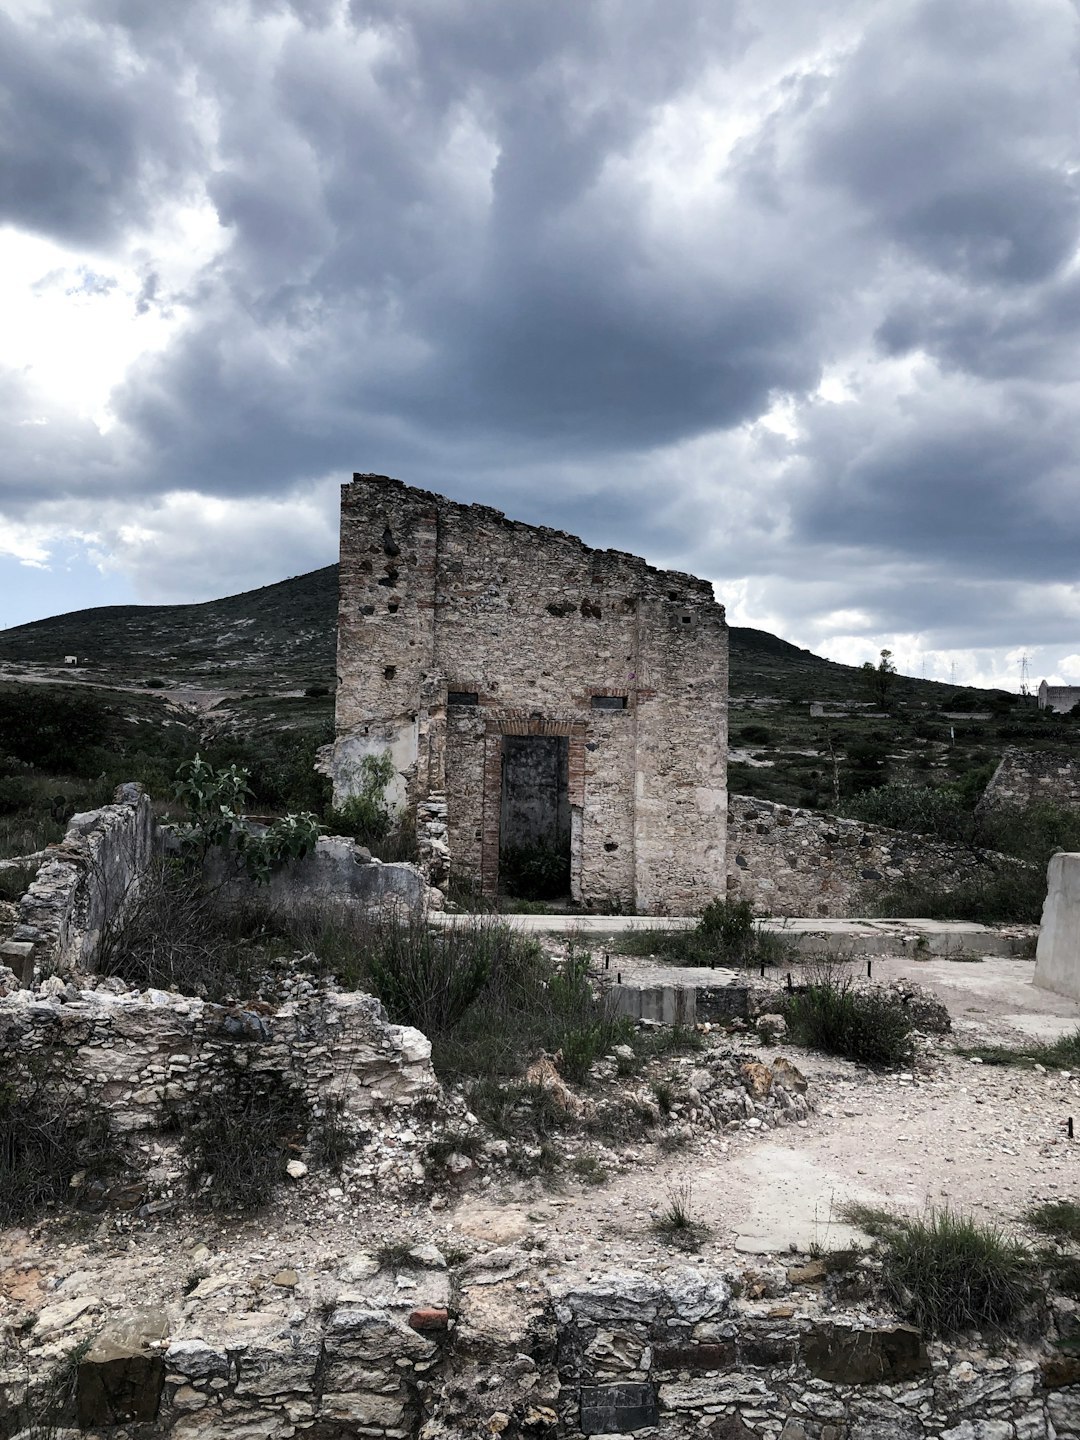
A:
2;0;1079;689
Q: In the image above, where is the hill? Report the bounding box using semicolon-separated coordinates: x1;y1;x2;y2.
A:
4;565;1072;816
0;565;978;704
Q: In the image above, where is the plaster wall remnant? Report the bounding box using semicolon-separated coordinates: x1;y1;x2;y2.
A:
1039;679;1080;713
1034;852;1080;1000
334;474;729;915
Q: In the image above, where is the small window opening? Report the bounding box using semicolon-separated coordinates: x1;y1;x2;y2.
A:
448;691;479;707
681;614;692;624
387;601;399;613
384;666;396;680
591;695;628;710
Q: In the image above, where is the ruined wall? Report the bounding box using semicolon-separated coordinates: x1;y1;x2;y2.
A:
1039;681;1080;713
1;784;155;984
336;474;728;915
8;1261;1077;1439
0;985;437;1137
726;795;1022;918
981;746;1080;812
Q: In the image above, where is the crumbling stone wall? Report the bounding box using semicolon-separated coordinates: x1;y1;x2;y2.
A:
981;746;1080;812
726;795;1019;918
9;1261;1077;1438
335;474;728;915
0;984;437;1139
1;784;155;984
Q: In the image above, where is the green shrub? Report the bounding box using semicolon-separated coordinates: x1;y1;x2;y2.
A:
330;751;396;846
365;916;493;1037
844;1203;1033;1337
0;688;109;771
500;840;571;900
652;1180;711;1252
845;782;972;841
614;898;790;970
783;966;914;1067
1026;1200;1080;1244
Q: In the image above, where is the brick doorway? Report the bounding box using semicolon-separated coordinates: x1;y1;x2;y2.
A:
498;735;572;900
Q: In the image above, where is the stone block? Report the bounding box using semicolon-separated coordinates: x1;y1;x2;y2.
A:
76;1308;168;1427
1035;852;1080;999
802;1322;929;1385
579;1382;659;1434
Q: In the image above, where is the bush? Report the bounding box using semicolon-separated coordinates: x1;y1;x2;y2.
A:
844;1203;1033;1337
615;898;790;970
500;840;571;901
1026;1200;1080;1243
0;1071;123;1224
783;965;914;1068
652;1179;711;1252
356;919;628;1084
175;1056;310;1213
845;782;971;841
0;688;109;771
365;915;494;1037
330;750;396;846
876;862;1046;925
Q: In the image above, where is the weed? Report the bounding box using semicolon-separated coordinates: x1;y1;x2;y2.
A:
652;1180;711;1252
507;1140;564;1179
651;1080;675;1115
425;1128;485;1168
173;1055;310;1213
375;1240;419;1270
0;1070;124;1225
1026;1201;1080;1244
783;964;914;1068
841;1202;1033;1337
614;900;791;970
636;1024;705;1057
571;1154;610;1186
957;1029;1080;1071
500;840;571;901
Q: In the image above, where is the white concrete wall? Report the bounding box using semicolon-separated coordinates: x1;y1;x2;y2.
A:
1034;853;1080;999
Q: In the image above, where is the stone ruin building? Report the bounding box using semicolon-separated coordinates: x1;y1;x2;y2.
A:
332;474;728;914
1038;678;1080;713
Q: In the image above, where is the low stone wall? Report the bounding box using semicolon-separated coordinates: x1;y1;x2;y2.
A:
5;1260;1077;1439
0;983;437;1139
552;1268;1072;1439
726;795;1014;918
981;746;1080;812
1;783;155;984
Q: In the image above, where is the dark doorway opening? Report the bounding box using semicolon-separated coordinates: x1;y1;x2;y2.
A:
499;736;571;899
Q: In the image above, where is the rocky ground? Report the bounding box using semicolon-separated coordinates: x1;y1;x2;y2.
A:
4;938;1080;1438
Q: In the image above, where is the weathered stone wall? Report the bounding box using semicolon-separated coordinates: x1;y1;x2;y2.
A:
726;795;1019;918
0;983;437;1140
335;474;728;915
1;783;155;984
8;1261;1077;1439
981;746;1080;811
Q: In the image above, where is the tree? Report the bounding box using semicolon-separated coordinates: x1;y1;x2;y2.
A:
861;649;897;709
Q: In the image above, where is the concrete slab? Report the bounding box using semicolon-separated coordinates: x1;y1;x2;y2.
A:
723;1145;876;1255
432;910;1035;959
1035;853;1080;999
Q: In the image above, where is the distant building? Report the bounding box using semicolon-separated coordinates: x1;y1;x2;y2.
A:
64;655;78;666
1038;680;1080;714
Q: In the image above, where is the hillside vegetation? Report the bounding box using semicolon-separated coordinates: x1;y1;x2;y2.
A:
1;567;1076;873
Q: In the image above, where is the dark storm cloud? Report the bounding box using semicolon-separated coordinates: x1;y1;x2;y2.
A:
2;0;1079;658
0;8;201;247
